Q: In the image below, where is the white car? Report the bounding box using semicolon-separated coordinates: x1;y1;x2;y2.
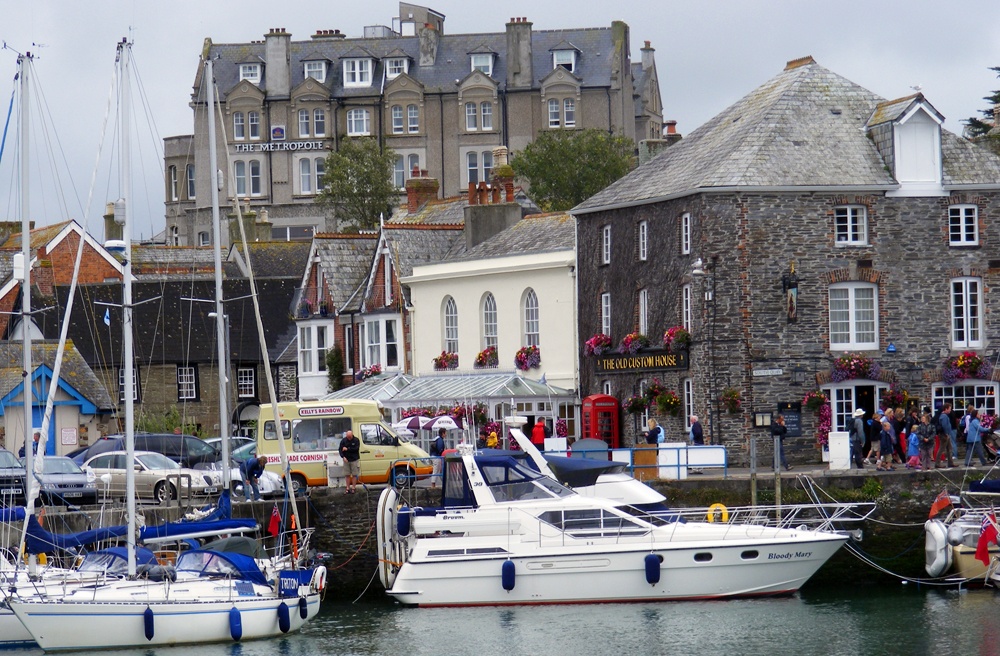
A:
198;456;285;500
83;451;222;504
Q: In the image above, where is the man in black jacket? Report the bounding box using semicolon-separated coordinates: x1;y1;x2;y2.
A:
339;430;361;494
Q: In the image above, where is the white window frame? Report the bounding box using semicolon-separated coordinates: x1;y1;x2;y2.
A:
444;296;459;353
186;165;195;200
482;150;493;182
548;99;560;128
393;156;405;189
482;294;498;349
602;380;612;396
299;326;313;374
391;105;404;134
365;317;399;368
481;102;493;130
683;378;694;430
168;166;178;201
601;293;611;337
465;102;478;131
169;226;180;247
304;60;327;82
553;50;576;72
835;206;868;246
249;160;262;196
314;109;326;137
563;98;576;128
198;231;210;247
118;367;138;402
602;225;611;264
471;54;493;75
682;283;692;330
408;154;420;177
467;151;479;185
248;111;260;140
177;365;197;401
638;220;648;261
239;63;260;83
949;205;979;246
951;277;983;348
347;108;371;136
234;161;246;196
638;288;648;336
933;382;999;419
236;367;256;399
233;112;245;140
524;289;540;347
298;109;310;138
343;59;372;87
317;326;328;372
681;212;691;255
299;158;313;195
386;58;408;79
407;104;419;133
383;253;393;306
828;282;878;351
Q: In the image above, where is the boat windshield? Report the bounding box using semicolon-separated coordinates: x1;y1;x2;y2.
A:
478;459;574;502
78;552;129;576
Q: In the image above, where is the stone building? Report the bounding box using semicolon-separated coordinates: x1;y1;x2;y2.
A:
163;2;662;247
573;56;1000;464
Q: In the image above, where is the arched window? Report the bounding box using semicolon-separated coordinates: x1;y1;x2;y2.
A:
443;296;458;353
169;225;180;246
482;293;498;349
523;289;539;346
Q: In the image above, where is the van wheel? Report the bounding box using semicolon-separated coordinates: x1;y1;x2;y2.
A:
154;482;176;505
392;466;412;488
290;474;307;496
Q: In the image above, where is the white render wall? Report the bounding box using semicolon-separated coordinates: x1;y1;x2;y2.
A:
404;250;578;391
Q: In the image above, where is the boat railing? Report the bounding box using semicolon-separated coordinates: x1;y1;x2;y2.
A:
656;501;876;533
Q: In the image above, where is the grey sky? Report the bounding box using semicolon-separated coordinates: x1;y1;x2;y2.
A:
1;0;997;239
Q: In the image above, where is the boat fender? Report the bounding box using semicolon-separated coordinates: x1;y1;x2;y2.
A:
311;565;327;593
143;606;154;641
501;559;515;591
397;507;412;537
925;520;952;578
229;606;243;641
644;553;662;585
706;503;729;523
946;523;965;547
298;596;309;619
277;602;291;634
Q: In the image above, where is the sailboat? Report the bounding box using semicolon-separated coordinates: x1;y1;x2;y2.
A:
9;41;324;650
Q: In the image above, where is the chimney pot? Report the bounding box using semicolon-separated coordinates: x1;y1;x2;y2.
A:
666;120;677;135
644;40;650;48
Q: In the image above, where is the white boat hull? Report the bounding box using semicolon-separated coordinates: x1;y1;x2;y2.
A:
10;591;321;650
0;609;33;646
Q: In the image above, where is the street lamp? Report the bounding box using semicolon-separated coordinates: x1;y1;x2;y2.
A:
691;256;718;445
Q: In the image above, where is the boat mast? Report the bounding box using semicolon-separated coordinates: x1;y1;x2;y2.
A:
205;58;231;489
116;37;138;578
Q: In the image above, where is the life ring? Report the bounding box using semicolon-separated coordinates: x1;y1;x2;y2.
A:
706;503;729;523
310;565;327;593
925;519;953;578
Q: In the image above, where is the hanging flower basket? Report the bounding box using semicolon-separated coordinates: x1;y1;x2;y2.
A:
514;345;541;371
816;402;831;447
432;351;459;370
583;333;613;357
662;326;691;354
655;390;681;417
622;395;649;415
643;379;667;406
802;390;828;412
618;332;650;354
356;364;381;381
720;387;742;414
555;419;568;437
831;353;880;382
943;351;993;384
881;382;907;408
474;346;498;368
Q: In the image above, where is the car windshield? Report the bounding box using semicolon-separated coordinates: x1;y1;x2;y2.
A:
136;453;181;470
40;458;84;474
0;450;22;468
232;442;256;460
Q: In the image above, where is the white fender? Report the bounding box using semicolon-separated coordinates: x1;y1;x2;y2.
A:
925;519;953;578
947;522;967;547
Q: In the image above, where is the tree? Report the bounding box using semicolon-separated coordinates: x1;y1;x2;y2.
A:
510;129;636;211
964;66;1000;139
317;137;397;231
326;345;345;392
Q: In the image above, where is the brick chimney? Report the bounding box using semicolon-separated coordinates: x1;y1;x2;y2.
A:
405;171;440;214
311;29;346;39
641;41;655;71
264;28;291;97
505;17;533;89
418;22;439;66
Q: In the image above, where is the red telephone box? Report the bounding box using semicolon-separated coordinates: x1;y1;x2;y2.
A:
581;394;620;449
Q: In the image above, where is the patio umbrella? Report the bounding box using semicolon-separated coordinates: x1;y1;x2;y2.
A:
425;415;463;431
393;416;431;431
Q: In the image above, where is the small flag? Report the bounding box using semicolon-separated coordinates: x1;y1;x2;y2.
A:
539;373;547;385
103;308;111;326
928;489;953;518
267;504;281;537
975;513;998;566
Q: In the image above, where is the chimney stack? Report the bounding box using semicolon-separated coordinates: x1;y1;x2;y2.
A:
641;41;655;71
505;16;533;89
418;22;439;66
405;171;440;214
264;28;291;97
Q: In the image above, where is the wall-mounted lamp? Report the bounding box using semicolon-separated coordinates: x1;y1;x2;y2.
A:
781;261;798;323
791;366;807;385
886;342;897;354
753;411;773;428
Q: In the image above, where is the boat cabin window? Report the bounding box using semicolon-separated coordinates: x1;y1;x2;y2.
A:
176;551;243;578
538;508;648;538
478;459;573;502
78;551;129;576
361;423;398;446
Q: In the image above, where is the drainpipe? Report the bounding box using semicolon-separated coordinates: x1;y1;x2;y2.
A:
605;87;613;134
439;93;446;194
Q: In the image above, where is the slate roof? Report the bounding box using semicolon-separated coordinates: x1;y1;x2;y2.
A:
131;245;217;279
312;234;378;308
203;25;620;101
0;340;115;411
452;212;574;262
388;196;468;225
575;57;1000;214
384;224;464;279
228;242;312;279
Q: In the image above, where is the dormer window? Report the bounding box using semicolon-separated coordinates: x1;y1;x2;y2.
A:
386;58;408;79
304;61;327;82
553;50;576;73
471;54;493;76
239;63;261;83
343;59;372;87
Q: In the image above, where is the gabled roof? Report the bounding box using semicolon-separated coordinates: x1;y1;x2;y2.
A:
867;93;944;127
454;212;574;262
0;340;114;412
0;220;73;250
575;57;1000;214
131;245;217;279
307;233;378;308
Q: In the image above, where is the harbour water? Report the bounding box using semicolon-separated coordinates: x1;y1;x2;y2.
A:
3;583;998;655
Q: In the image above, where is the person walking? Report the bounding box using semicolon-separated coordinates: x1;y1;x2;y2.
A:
937;404;956;468
339;430;361;494
917;412;936;471
848;408;866;469
964;408;989;467
689;415;704;445
238;455;268;501
877;418;896;471
643;418;663;445
771;414;790;471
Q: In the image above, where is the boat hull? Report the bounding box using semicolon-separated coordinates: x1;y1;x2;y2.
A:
0;609;34;646
387;533;846;607
9;592;321;650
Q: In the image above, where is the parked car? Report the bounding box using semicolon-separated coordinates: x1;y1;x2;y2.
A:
83;451;222;504
22;456;98;506
0;449;26;507
197;456;285;500
73;434;221;469
204;436;254;452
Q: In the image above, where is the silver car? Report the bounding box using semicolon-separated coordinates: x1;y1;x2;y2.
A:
22;456;98;506
83;451;221;504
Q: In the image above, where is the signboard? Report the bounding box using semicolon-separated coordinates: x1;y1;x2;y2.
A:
777;401;802;438
233;140;325;153
271;125;286;141
752;368;783;377
595;350;688;374
60;428;78;446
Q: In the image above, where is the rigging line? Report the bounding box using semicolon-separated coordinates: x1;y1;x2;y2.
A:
27;65;84;221
0;86;13;167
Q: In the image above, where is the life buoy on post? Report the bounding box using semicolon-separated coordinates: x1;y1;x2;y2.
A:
706;503;729;523
310;565;327;593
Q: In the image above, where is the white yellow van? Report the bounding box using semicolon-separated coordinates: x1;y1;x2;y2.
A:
255;400;432;490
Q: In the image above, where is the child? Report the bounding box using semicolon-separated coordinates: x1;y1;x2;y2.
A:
906;429;921;469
